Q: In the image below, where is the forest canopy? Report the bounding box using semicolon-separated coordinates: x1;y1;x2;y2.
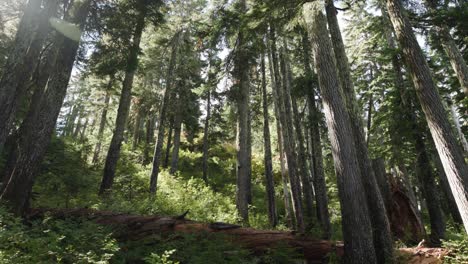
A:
0;0;467;263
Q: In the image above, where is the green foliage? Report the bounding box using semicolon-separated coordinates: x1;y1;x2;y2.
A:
0;207;118;263
144;250;180;264
442;225;468;264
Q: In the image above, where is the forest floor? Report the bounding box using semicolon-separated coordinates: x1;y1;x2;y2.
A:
27;208;451;263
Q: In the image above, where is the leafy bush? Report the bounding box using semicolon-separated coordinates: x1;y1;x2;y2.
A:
0;207;118;264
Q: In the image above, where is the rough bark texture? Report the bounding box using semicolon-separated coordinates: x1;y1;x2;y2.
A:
372;158;393;213
0;1;90;215
302;31;331;239
132;105;142;150
303;3;377;263
261;54;277;227
386;0;468;234
100;5;147;194
234;0;251;224
93;78;113;164
0;0;56;153
163;118;174;168
324;0;394;262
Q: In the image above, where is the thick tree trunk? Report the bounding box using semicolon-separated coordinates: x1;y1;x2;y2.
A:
143;115;155;165
324;0;394;261
261;54;277;228
100;5;147;195
372;158;393;213
303;2;377;263
0;0;44;153
234;0;251;224
386;0;468;234
202;90;211;183
93;79;113;164
149;32;180;196
0;1;90;215
301;31;331;239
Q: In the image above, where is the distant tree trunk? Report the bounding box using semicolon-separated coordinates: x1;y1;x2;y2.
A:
324;0;394;261
202;90;211;183
0;1;90;215
143;115;155;165
449;103;468;153
80;117;89;141
99;4;147;195
425;1;468;96
303;2;377;263
170;102;183;175
386;0;468;234
132;106;142;150
65;104;80;137
234;0;251;224
261;53;277;227
301;31;331;239
93;78;113;164
413;123;446;244
366;89;373;146
163;118;174;168
372;158;392;212
73;116;83;138
270;29;304;231
290;74;315;224
0;0;44;153
267;37;293;227
149;32;180;196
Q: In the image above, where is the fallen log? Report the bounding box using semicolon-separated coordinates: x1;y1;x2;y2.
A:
27;208;343;261
26;208;451;263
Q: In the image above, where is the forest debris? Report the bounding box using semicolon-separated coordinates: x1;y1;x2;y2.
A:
399;247;450;264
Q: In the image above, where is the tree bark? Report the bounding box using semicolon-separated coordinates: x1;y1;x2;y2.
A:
270;29;304;231
149;32;180;196
163;118;174;168
100;4;147;194
0;0;44;153
170;101;183;175
385;0;468;234
234;0;251;224
132;104;142;150
261;53;277;228
372;158;393;213
0;1;90;215
143;115;155;165
301;31;332;239
93;78;113;164
324;0;394;261
303;2;377;263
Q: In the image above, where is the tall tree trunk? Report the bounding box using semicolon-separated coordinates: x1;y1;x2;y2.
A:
93;78;113;164
385;0;468;234
302;2;377;263
143;115;155;165
149;32;180;196
372;158;393;213
0;0;45;153
163;118;174;168
80;117;89;141
132;106;142;150
170;102;183;175
234;0;251;224
324;0;394;261
99;4;147;194
270;29;304;231
261;53;277;227
202;90;211;183
0;1;90;215
301;31;331;239
366;88;373;147
267;37;293;228
449;103;468;153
